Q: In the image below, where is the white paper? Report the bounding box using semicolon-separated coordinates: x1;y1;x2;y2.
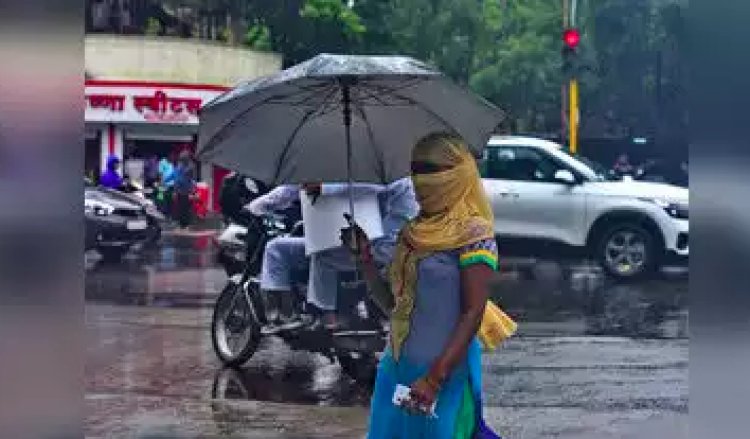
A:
301;192;383;255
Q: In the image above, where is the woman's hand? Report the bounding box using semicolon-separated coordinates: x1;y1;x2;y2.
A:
339;216;371;261
407;376;440;415
302;182;322;198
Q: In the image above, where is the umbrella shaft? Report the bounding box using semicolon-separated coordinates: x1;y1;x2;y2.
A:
342;83;355;218
342;82;359;281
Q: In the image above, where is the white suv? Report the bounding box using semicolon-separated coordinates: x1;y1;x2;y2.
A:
481;136;688;279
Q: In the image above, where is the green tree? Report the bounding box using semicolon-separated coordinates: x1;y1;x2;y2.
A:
353;0;563;132
160;0;365;63
579;0;687;145
244;0;365;66
469;0;563;132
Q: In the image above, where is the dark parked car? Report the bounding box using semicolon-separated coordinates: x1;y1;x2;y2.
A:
85;179;162;261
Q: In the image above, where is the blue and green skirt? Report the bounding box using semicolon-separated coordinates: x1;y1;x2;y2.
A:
367;338;501;439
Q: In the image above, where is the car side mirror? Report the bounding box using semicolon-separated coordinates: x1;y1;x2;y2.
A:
554;169;577;185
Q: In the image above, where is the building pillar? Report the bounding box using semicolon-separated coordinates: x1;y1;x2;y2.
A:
100;123;124;172
200;161;214;212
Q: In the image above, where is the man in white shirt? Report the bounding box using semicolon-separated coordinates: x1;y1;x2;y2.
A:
248;179;417;333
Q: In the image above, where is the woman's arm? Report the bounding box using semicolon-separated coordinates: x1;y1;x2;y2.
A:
430;264;492;383
340;223;394;314
357;252;394;314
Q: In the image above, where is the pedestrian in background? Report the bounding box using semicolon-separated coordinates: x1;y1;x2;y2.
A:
158;155;176;216
173;150;196;228
612;153;634;178
99;155;123;190
144;155;160;188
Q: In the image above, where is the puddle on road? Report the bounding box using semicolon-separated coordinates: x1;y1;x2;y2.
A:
86;236;688;414
493;261;688;339
210;347;372;407
87;234;688;339
86;235;225;308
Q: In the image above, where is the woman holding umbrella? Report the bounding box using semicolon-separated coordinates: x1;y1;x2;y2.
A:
198;56;513;436
343;132;511;439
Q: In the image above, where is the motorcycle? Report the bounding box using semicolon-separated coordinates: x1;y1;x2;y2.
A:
216;203;301;277
210;212;385;385
215;176;272;276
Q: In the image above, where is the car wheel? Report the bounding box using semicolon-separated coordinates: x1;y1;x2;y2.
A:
595;224;658;280
98;247;127;262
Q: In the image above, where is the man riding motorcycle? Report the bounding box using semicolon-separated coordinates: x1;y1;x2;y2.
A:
246;179;418;334
219;172;269;222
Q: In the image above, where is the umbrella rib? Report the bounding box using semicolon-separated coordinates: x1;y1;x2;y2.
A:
265;82;334;106
271;108;318;184
200;95;281;156
313;84;344;117
356;107;388;183
368;83;462;135
352;78;430;106
270;80;341;182
200;83;333;156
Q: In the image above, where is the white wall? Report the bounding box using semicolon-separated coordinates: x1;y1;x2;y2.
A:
85;35;282;86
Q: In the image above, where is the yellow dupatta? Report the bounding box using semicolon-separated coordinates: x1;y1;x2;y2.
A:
388;132;517;360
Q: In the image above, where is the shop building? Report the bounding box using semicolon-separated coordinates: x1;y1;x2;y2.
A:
85;79;232;211
85;27;282;212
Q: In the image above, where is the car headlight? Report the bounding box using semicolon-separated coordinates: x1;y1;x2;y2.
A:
641;198;689;219
85;199;115;216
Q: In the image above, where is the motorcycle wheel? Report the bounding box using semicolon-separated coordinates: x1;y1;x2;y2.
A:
211;281;262;367
337;352;378;387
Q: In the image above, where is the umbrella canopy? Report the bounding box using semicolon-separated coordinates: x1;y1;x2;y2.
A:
197;54;504;185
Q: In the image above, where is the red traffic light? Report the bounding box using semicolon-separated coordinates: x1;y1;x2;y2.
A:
563;28;580;49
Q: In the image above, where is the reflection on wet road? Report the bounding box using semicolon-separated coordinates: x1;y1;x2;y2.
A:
86;234;688;438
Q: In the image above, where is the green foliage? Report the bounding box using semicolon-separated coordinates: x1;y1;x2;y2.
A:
243;0;366;66
158;0;686;138
580;0;687;140
145;17;162;36
244;21;272;51
468;0;564;132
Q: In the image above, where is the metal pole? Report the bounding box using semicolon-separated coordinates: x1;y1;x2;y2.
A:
569;0;579;154
341;80;361;282
562;0;569;145
569;79;579;154
342;81;354;217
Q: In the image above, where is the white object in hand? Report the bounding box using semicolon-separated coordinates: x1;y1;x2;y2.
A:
301;191;383;255
392;384;437;417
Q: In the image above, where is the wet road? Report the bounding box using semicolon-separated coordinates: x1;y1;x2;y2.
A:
86;233;688;439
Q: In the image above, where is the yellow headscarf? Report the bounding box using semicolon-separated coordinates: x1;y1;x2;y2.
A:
389;132;517;360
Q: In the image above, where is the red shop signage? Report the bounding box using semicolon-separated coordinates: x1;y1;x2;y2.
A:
85;90;205;123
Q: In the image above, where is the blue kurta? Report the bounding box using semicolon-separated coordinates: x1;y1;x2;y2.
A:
367;239;500;439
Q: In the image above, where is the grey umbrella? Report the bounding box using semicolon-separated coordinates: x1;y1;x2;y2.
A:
197;54;503;211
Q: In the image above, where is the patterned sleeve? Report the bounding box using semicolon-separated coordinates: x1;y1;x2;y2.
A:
459;238;499;271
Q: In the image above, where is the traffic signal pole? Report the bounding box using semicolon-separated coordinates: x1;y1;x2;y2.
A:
562;0;569;147
563;0;580;154
569;78;579;154
569;0;579;154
